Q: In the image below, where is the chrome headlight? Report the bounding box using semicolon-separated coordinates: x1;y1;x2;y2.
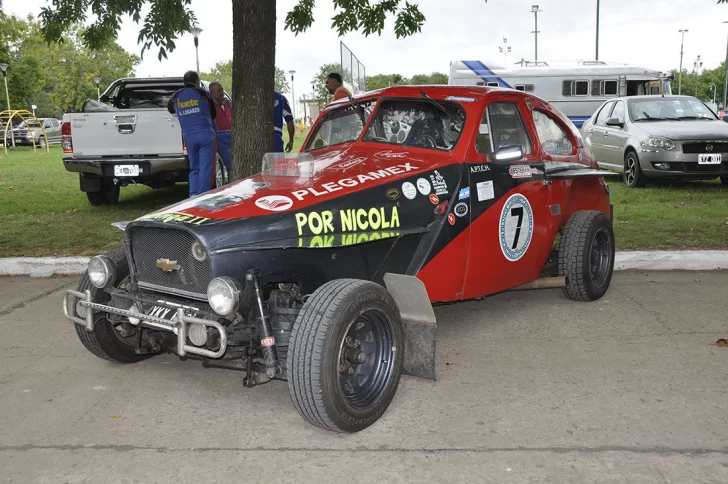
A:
87;255;117;289
641;137;675;151
207;277;242;316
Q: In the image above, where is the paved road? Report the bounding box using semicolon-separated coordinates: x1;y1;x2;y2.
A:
1;272;727;483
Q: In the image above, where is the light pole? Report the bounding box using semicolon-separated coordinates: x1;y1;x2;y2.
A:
678;29;688;95
531;5;542;63
499;37;511;66
596;0;600;60
289;70;296;121
694;55;703;98
710;83;716;104
722;21;728;109
311;83;316;108
0;62;15;148
94;77;101;100
31;104;37;116
190;27;202;73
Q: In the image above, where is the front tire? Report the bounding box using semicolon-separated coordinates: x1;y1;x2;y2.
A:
71;248;151;364
623;151;646;188
558;211;615;301
287;279;404;433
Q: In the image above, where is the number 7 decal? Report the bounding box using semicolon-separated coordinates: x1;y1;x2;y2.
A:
499;194;534;261
510;206;524;250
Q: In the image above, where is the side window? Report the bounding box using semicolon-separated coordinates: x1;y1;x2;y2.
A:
574;80;589;96
53;119;60;127
476;102;533;157
603;80;618;96
43;120;52;128
514;84;535;92
487;82;500;87
595;101;615;126
533;111;574;156
610;101;625;122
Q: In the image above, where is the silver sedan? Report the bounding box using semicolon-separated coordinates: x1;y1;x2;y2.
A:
581;95;728;187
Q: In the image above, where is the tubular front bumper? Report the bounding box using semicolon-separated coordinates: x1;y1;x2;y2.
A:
62;289;228;359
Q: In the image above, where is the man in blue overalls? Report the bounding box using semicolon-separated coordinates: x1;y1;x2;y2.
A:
274;91;295;152
167;71;217;196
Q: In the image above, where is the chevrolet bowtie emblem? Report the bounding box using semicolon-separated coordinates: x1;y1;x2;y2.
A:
156;258;178;272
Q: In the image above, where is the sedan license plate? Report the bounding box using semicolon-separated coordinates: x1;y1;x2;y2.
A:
698;153;722;165
114;164;139;176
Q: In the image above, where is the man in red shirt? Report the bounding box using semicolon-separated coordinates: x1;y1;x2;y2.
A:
210;81;232;172
325;73;351;102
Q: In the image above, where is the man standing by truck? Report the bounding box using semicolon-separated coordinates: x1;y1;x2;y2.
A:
274;91;295;152
209;81;231;172
167;71;217;196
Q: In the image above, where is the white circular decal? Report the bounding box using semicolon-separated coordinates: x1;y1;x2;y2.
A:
499;194;534;261
416;178;431;195
255;195;293;212
402;182;417;200
454;202;468;217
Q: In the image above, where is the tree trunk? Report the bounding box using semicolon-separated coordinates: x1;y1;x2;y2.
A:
230;0;276;182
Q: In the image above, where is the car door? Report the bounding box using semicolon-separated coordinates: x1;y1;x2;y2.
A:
586;101;615;164
600;100;627;168
462;93;553;299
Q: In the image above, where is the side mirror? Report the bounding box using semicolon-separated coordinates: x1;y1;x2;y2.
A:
493;146;524;162
606;117;624;128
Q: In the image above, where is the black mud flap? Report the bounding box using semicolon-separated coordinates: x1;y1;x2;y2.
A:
383;273;436;381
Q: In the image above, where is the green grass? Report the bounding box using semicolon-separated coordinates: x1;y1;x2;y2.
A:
0;140;726;257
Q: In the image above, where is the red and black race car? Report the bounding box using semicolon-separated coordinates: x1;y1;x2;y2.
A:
63;86;618;433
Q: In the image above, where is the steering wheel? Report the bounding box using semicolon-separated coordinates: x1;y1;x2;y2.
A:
413;134;437;148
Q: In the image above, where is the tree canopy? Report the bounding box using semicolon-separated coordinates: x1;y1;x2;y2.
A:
201;62;290;96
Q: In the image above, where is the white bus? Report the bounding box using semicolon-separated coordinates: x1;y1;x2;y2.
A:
448;60;673;127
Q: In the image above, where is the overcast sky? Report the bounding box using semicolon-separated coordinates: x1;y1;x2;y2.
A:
6;0;728;102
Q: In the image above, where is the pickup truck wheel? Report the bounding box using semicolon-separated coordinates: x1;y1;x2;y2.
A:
287;279;404;433
86;181;120;206
215;155;227;188
559;211;615;302
720;176;728;185
72;248;152;364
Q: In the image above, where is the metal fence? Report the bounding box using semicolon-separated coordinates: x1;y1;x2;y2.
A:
340;41;366;94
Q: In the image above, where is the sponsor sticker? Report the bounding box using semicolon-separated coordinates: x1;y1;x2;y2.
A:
430;170;448;195
291;163;419;201
454;202;468;218
445;96;476;103
429;194;439;205
458;187;470;200
295;206;400;236
298;231;401;248
338;157;367;169
448;213;456;225
402;182;417;200
470;164;491;173
417;178;432;195
255;195;293;212
499;194;534;262
476;180;495;201
261;336;275;347
386;188;401;200
141;211;210;225
374;150;408;160
509;165;533;179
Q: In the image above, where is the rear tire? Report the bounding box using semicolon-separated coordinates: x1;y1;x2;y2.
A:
558;211;615;301
71;248;151;364
287;279;404;433
215;155;228;188
623;151;646;188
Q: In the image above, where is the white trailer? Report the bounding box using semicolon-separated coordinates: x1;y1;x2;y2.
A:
448;60;672;127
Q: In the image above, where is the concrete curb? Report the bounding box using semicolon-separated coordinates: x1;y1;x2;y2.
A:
1;251;728;277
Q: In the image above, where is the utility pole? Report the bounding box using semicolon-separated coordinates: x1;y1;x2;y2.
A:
531;5;542;63
596;0;600;60
499;37;512;66
694;55;703;98
723;21;728;109
0;62;15;149
678;29;688;95
289;70;296;121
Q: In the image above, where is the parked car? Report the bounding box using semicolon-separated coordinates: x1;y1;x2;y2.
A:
63;85;617;433
7;118;61;146
581;95;728;187
62;77;228;206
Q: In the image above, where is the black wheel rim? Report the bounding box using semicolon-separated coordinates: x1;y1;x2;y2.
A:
589;227;611;287
337;309;395;409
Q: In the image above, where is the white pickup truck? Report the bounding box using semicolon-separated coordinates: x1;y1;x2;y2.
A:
62;77;227;205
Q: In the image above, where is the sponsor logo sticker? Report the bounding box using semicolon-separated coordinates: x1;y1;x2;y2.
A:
429;194;439;205
458;187;470;200
470;164;491;173
509;165;533;179
445;96;476;103
374;150;408;160
402;182;417;200
261;336;275;347
255;195;293;212
499;194;534;262
295;206;400;236
291;163;419;201
448;213;456;225
417;177;432;195
430;170;448;195
338;157;367;169
454;202;468;217
386;188;401;200
476;180;495;201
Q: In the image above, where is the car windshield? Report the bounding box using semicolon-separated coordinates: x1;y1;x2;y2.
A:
629;98;717;122
363;98;465;151
305;100;376;151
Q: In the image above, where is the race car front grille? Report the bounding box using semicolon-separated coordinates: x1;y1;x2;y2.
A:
682;141;728;154
128;226;211;299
